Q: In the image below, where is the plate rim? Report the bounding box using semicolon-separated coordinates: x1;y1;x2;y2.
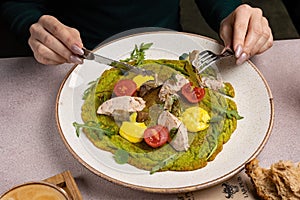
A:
55;30;274;193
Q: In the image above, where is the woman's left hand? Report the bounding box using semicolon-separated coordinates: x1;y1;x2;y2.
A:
219;4;273;65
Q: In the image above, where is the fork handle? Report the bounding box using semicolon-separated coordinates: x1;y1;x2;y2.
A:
221;47;234;57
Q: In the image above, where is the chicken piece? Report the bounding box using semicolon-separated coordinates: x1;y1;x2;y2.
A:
158;111;189;151
163;93;179;111
97;96;146;116
202;76;223;90
138;80;159;97
159;74;189;102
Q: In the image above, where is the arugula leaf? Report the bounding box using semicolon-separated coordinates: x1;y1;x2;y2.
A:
82;79;98;100
120;43;153;65
225;110;244;120
150;154;178;174
72;121;115;138
114;149;129;164
212;106;243;120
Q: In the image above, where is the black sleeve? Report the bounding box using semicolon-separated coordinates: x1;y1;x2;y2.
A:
194;0;242;32
0;0;49;46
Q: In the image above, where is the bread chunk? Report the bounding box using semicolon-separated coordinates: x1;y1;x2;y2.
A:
245;158;300;200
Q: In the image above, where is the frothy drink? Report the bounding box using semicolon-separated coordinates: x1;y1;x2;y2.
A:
0;182;68;200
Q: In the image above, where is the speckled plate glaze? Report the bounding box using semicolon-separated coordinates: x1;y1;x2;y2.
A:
55;31;274;193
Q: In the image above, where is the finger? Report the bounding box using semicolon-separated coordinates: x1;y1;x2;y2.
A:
30;22;73;60
29;22;83;64
244;16;272;56
232;5;252;52
29;38;67;65
219;16;233;50
257;29;273;54
38;15;83;52
31;41;83;65
253;19;273;54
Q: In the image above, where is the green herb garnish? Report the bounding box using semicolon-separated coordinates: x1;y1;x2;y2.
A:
179;53;189;60
114;149;129;164
72;121;115;137
120;42;153;65
150;154;179;174
82;79;98;100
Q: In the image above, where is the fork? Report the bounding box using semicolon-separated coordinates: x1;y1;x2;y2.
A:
193;49;234;73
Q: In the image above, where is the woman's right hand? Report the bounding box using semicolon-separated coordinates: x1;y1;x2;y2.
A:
219;4;273;65
28;15;84;65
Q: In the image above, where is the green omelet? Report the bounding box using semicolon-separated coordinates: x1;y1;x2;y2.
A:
78;59;242;173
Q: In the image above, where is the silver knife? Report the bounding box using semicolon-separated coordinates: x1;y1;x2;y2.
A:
81;48;154;76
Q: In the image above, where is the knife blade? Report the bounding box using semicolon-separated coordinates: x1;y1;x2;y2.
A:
81;48;154;76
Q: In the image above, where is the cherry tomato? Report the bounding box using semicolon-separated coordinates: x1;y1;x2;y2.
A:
113;79;137;96
144;125;170;148
181;82;205;103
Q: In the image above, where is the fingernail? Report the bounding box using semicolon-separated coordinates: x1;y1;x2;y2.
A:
236;52;247;65
235;45;243;58
71;44;84;55
70;55;83;64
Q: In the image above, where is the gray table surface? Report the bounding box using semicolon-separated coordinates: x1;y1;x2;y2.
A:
1;39;300;199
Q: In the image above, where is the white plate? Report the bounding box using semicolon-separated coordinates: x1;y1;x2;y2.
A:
56;31;273;193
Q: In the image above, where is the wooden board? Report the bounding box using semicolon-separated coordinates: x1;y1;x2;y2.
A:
43;170;82;200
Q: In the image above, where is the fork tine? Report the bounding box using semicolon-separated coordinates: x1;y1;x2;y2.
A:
203;56;218;65
195;49;234;74
197;60;216;73
198;51;218;69
198;50;217;61
198;50;212;56
196;52;218;73
199;53;212;60
201;54;217;63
